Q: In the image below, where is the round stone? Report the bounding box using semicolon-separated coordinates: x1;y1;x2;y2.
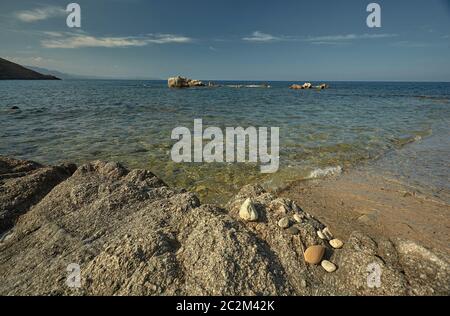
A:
287;226;299;235
321;260;337;273
239;198;258;222
304;245;326;264
329;238;344;249
317;230;326;240
278;217;290;229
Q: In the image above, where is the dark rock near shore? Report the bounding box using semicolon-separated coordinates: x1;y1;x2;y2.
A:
0;157;448;295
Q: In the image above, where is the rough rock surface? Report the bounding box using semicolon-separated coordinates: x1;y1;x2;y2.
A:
0;158;449;295
0;156;75;234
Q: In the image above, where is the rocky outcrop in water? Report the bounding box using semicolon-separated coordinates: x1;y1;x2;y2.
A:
290;83;329;90
168;76;205;88
0;157;448;295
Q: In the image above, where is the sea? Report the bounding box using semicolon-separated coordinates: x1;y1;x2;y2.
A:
1;80;449;203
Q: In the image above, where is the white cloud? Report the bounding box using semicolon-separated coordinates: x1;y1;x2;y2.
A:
242;31;397;44
242;31;281;42
304;33;398;43
41;33;193;48
16;6;66;23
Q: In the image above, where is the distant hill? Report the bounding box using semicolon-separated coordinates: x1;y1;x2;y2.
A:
26;66;74;80
26;65;162;80
0;57;60;80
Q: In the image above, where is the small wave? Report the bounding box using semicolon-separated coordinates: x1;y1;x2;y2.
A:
307;166;342;179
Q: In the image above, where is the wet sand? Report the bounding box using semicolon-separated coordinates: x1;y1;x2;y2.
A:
279;169;450;255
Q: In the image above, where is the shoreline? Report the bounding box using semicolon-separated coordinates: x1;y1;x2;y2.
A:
279;167;450;255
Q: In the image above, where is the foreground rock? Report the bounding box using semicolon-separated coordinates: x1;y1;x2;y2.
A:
0;156;75;234
0;158;449;295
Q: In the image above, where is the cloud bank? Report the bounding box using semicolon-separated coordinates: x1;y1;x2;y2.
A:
16;6;66;23
41;33;193;48
242;31;398;44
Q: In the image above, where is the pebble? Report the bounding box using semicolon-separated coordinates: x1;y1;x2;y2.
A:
239;198;258;222
321;260;337;273
293;214;303;223
329;238;344;249
317;230;326;240
277;205;288;215
300;279;307;288
322;227;333;240
304;245;326;264
287;226;299;235
278;217;290;229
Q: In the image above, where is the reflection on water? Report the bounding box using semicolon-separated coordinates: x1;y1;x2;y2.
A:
1;80;449;203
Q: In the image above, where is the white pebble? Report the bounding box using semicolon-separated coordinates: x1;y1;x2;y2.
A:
321;260;337;273
278;217;290;229
317;230;326;240
322;227;334;240
293;214;303;223
239;198;258;221
329;238;344;249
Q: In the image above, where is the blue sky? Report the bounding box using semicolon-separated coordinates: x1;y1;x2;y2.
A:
1;0;449;81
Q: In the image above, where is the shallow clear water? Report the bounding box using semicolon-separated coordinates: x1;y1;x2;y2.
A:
1;80;449;203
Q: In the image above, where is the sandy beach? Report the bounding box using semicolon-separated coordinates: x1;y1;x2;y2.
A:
280;168;450;255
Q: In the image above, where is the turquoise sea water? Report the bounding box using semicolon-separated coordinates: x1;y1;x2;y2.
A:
1;80;449;203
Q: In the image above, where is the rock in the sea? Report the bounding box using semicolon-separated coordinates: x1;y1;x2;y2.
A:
321;260;337;273
290;84;303;90
304;245;326;264
168;76;205;88
317;230;326;240
330;238;344;249
10;106;20;110
278;217;290;229
302;82;312;89
317;84;329;90
188;79;205;87
239;198;258;222
168;76;189;88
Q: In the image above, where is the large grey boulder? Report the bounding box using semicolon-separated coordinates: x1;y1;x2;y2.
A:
0;156;75;234
0;158;448;295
